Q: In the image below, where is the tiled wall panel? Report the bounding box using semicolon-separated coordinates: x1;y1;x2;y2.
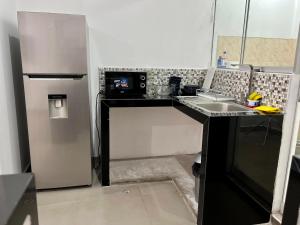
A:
99;67;207;96
99;67;292;111
251;72;291;110
211;69;251;102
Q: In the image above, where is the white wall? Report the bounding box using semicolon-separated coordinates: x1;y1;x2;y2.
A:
0;0;22;174
16;0;214;156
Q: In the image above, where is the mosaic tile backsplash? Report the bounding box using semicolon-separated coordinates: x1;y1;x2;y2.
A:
213;69;291;110
99;67;292;111
210;69;251;103
99;67;207;96
251;72;291;110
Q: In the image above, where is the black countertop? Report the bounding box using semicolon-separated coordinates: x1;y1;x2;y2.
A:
0;173;34;225
100;95;284;117
100;95;173;101
100;95;173;108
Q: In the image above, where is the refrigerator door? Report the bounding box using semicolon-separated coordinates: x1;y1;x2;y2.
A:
18;12;87;75
23;75;91;189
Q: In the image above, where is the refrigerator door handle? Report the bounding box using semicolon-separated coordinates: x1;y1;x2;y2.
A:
26;75;85;80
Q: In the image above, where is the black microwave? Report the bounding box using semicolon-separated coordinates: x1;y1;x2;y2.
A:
105;71;147;98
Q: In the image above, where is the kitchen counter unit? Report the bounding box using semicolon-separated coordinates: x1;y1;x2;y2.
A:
174;100;283;225
0;173;38;225
99;95;173;186
99;96;283;225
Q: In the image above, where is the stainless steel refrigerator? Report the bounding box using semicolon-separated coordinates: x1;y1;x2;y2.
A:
18;12;92;189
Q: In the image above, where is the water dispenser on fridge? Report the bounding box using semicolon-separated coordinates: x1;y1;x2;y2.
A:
48;94;68;119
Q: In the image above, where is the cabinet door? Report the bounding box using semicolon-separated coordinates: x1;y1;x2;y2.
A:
18;12;87;75
231;116;283;208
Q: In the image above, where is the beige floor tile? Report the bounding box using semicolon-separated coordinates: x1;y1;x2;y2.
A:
38;202;79;225
38;185;150;225
73;193;151;225
37;171;101;206
175;154;196;178
140;181;197;225
110;157;198;213
37;185;99;206
37;181;196;225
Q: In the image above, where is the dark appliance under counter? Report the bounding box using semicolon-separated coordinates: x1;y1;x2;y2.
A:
201;116;283;225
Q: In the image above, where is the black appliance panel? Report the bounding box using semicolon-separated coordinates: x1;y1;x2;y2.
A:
200;117;272;225
182;85;200;96
229;116;283;211
169;76;181;96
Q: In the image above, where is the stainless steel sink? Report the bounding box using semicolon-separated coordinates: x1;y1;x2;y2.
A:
191;102;254;113
197;92;235;101
176;96;211;104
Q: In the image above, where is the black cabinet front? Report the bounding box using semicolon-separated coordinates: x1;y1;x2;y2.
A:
230;116;283;210
200;116;283;225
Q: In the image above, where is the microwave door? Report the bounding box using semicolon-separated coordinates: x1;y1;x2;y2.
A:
105;71;146;98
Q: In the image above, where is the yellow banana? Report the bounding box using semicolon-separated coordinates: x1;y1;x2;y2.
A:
248;92;259;100
253;94;262;100
255;106;280;113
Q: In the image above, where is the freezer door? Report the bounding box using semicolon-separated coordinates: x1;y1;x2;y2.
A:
24;76;91;189
18;12;87;75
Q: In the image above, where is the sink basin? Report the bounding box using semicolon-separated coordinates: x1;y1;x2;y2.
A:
197;92;235;101
176;96;211;103
192;102;254;113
